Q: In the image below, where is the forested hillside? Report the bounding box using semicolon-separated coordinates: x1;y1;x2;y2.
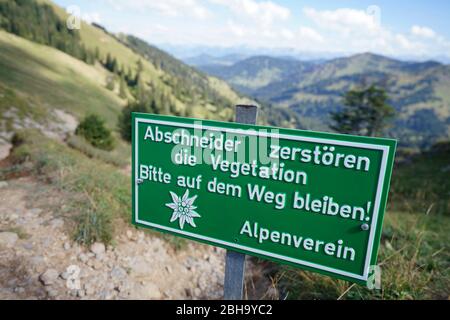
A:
200;54;450;148
0;0;247;128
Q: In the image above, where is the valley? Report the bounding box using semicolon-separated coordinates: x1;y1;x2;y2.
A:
195;54;450;149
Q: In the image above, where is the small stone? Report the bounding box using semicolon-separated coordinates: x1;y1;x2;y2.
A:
46;288;58;298
194;288;202;297
77;289;85;297
78;253;88;264
110;266;127;280
165;265;172;274
0;181;8;188
9;214;19;221
0;232;19;247
84;284;95;296
131;282;161;299
14;287;25;294
28;208;43;216
93;260;102;270
50;218;64;228
90;242;106;256
30;256;46;273
126;230;133;239
60;272;69;280
40;269;60;286
22;242;33;250
63;242;71;251
69;290;78;297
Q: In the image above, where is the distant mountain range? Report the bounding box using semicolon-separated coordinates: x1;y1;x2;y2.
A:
195;53;450;148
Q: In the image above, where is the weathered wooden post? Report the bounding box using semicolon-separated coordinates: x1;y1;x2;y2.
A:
223;104;258;300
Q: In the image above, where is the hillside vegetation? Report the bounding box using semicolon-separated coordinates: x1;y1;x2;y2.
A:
0;30;123;126
200;54;450;148
0;0;247;129
279;144;450;299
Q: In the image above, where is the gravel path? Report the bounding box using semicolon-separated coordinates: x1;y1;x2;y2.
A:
0;177;227;300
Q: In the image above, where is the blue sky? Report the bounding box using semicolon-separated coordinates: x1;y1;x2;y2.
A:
54;0;450;59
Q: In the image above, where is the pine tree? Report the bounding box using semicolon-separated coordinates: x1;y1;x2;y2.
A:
331;85;395;137
119;76;127;99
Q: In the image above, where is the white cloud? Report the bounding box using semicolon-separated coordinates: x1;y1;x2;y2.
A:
298;7;450;58
107;0;211;19
411;25;436;38
281;28;295;40
210;0;290;27
93;1;450;60
303;7;380;36
227;20;247;37
298;27;324;43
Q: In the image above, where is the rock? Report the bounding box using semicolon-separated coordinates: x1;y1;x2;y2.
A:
50;218;64;228
27;208;43;216
22;242;33;250
78;253;89;264
77;289;85;297
92;260;102;270
60;272;69;280
0;232;19;247
39;269;60;286
131;282;161;300
84;283;95;296
30;256;46;273
129;257;150;275
126;230;133;240
110;266;127;280
165;265;172;274
69;289;78;297
46;288;58;298
194;288;202;297
14;287;25;294
90;242;106;256
0;181;8;188
63;242;71;251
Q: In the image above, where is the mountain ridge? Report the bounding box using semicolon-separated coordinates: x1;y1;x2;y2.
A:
197;53;450;148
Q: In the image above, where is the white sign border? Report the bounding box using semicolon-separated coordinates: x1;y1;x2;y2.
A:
134;117;391;282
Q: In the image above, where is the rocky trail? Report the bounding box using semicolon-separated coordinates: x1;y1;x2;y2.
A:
0;147;276;300
0;108;278;300
0;175;231;299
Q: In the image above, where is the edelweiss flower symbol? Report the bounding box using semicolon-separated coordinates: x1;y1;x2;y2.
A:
165;190;200;229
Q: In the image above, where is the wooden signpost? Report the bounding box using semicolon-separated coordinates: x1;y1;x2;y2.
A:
131;105;396;298
223;105;258;300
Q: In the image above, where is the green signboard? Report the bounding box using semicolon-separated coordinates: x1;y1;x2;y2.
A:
132;113;396;284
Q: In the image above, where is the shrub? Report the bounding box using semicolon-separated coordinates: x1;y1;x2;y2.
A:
76;114;115;151
118;102;152;142
67;135;128;167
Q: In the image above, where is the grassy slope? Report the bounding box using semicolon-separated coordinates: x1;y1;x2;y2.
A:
0;30;124;127
41;0;240;121
281;210;449;299
280;148;450;300
2;129;130;245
